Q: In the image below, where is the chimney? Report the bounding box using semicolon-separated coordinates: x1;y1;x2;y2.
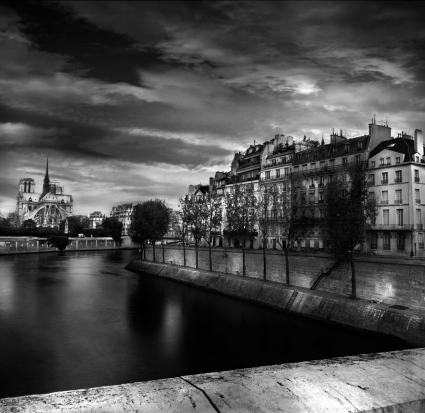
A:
415;129;424;156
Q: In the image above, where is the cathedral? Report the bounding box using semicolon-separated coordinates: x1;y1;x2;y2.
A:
15;159;74;227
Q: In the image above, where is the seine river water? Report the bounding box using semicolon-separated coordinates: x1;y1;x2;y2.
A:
0;249;408;398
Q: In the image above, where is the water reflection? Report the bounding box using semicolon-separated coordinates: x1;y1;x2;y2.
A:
0;250;408;399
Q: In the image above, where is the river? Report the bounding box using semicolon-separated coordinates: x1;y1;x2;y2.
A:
0;250;407;398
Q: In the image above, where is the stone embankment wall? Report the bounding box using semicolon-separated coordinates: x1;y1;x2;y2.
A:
0;236;139;255
143;245;425;311
127;260;425;347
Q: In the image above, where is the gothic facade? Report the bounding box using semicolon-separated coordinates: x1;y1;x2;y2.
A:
15;160;74;227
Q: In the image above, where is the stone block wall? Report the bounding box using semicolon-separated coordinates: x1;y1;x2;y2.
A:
143;245;425;310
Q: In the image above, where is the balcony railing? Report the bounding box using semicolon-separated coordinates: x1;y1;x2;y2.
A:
369;224;414;231
415;177;420;183
419;243;424;249
381;180;388;184
381;200;389;205
416;199;421;204
417;224;423;230
394;178;402;183
394;199;403;204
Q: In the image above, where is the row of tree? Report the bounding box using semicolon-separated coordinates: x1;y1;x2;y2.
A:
127;163;377;300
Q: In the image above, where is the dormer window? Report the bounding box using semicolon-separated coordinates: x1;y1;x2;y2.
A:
357;141;363;150
344;144;349;153
386;157;391;165
332;146;337;155
380;158;384;166
396;157;400;164
416;156;420;162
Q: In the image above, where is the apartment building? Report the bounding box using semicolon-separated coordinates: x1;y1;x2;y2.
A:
368;129;425;256
110;203;134;235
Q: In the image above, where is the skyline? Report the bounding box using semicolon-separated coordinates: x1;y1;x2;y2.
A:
1;1;425;215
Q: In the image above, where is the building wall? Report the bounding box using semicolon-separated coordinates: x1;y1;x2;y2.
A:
143;245;425;310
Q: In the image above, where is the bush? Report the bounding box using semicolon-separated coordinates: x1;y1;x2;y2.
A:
46;236;71;251
0;226;62;237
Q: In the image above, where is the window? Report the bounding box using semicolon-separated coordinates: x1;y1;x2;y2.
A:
302;164;307;171
368;174;375;185
397;209;403;226
294;166;299;172
395;170;402;183
396;157;400;164
319;176;324;187
371;161;375;167
370;233;378;250
383;233;390;250
380;158;384;166
355;155;361;163
382;191;388;204
329;159;335;168
276;169;281;178
395;189;402;203
416;156;420;163
314;151;318;159
342;157;348;166
415;170;419;182
284;167;289;176
310;163;316;170
419;233;424;249
332;146;337;155
318;192;323;202
386;157;391;165
358;141;363;150
265;171;270;180
417;209;422;225
383;209;389;225
416;189;420;203
382;172;388;184
320;161;325;169
344;143;349;153
309;193;315;204
310;239;314;248
397;233;405;251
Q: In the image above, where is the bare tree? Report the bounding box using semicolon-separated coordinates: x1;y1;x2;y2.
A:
323;163;378;299
185;195;205;269
257;182;278;280
173;198;190;266
201;193;223;272
225;183;258;277
275;174;310;285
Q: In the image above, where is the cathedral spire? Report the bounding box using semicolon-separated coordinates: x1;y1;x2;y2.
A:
42;158;50;195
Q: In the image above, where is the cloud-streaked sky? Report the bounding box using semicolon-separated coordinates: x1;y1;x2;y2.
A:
1;1;425;215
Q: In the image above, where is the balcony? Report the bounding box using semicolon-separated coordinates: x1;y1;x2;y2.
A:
380;200;389;205
419;243;424;249
394;178;403;183
415;177;420;182
394;199;403;204
371;224;414;231
416;199;421;204
417;224;423;230
381;180;388;184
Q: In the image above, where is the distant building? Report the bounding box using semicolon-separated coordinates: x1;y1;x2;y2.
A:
88;211;106;229
110;203;134;235
15;159;73;227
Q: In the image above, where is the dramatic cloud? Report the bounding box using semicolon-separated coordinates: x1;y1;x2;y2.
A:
1;1;425;215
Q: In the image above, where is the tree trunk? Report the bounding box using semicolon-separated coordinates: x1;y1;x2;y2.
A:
162;242;165;263
195;242;198;269
209;241;212;272
263;235;267;281
143;242;146;260
183;239;186;267
285;247;290;286
141;242;144;259
152;241;156;262
350;250;356;299
242;239;246;277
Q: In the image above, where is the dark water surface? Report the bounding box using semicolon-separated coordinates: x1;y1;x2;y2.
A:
0;250;407;398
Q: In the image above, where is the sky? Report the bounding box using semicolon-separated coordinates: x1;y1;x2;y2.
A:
1;1;425;215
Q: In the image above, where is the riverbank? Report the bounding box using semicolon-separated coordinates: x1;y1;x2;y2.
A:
126;260;425;347
2;348;424;412
0;236;140;255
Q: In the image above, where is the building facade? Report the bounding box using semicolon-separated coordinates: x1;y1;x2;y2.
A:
110;203;134;235
88;211;106;229
15;159;73;227
207;119;425;256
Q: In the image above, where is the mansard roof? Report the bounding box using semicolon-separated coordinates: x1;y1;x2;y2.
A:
369;137;416;161
293;135;370;165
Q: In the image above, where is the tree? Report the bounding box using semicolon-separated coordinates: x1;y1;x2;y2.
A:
258;182;277;280
185;195;205;269
22;219;37;228
323;162;378;299
45;236;71;251
129;199;170;261
202;193;223;272
225;183;258;277
275;174;310;285
102;217;123;246
60;216;83;235
0;217;11;227
173;199;191;267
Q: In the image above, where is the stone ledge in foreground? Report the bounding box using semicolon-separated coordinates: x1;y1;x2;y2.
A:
1;348;425;412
